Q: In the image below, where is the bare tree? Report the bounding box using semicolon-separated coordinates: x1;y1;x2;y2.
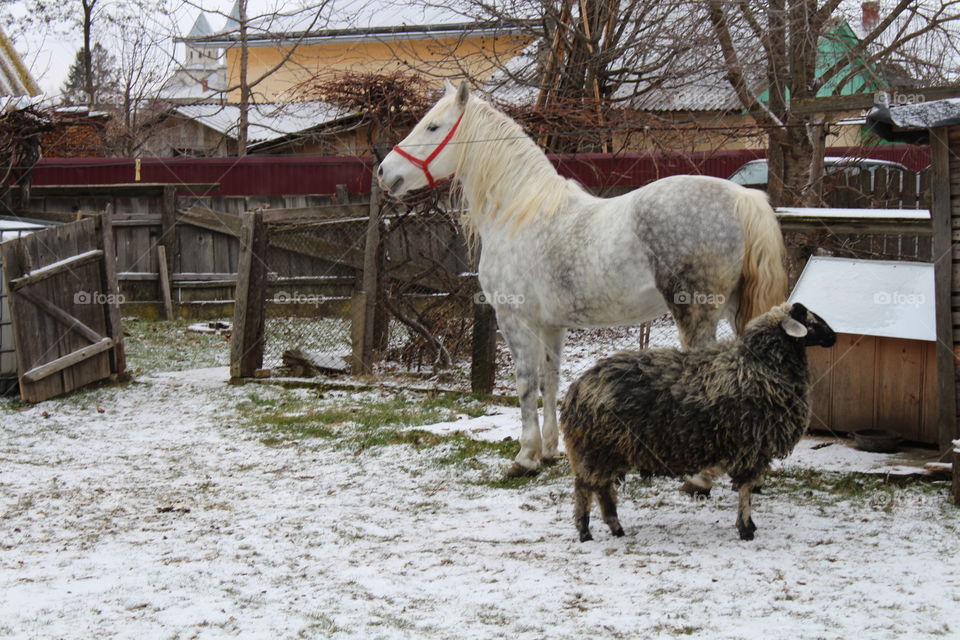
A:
705;0;960;206
103;13;176;155
296;70;435;160
421;0;704;152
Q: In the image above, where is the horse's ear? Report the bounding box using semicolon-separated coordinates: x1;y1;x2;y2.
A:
443;78;456;95
456;81;470;108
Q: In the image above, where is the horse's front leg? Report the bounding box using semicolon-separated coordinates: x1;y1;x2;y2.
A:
539;327;565;462
498;315;544;477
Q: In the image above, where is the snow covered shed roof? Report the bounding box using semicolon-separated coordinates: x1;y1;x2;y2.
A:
172;101;354;145
866;98;960;145
789;256;935;342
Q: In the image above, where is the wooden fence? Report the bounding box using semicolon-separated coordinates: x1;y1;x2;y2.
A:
18;183;471;320
0;210;125;402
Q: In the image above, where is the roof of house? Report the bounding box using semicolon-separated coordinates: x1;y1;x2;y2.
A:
632;18;887;113
171;101;355;145
789;256;935;342
183;17;536;48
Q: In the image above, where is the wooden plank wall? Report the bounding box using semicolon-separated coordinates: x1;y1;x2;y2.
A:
20;191;473;319
807;335;939;444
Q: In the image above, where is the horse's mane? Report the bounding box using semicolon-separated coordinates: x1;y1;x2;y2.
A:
452;96;576;247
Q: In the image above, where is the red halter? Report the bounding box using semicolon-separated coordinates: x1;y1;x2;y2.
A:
391;112;464;189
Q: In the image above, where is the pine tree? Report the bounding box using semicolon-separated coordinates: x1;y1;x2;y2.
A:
61;43;120;107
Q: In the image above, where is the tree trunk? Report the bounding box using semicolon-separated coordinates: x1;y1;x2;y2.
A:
768;124;815;208
82;0;95;109
237;0;250;157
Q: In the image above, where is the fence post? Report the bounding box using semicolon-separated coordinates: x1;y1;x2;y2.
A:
160;185;179;287
99;203;126;377
471;299;498;395
231;209;268;379
352;178;381;375
930;127;958;452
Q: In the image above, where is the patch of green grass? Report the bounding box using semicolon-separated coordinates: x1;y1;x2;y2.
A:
767;467;948;511
124;318;229;375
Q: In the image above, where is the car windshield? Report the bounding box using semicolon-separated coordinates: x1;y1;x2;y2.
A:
728;161;767;185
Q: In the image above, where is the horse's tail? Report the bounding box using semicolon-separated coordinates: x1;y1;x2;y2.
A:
732;187;788;334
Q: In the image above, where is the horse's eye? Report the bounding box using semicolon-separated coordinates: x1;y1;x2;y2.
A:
427;124;440;132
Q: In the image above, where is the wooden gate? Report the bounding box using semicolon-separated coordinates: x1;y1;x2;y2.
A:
0;210;124;401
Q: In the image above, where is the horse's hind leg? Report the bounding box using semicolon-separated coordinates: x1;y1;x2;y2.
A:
670;302;727;494
670;300;723;350
680;464;724;498
539;327;565;463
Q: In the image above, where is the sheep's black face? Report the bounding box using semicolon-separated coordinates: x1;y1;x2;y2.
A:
788;303;836;348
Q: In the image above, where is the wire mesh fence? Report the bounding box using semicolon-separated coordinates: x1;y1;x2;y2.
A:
261;218;363;375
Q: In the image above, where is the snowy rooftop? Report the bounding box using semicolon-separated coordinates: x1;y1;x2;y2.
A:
172;101;354;144
789;256;935;342
869;97;960;130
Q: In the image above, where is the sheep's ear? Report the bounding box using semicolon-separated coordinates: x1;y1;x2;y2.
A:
456;81;470;108
781;315;808;338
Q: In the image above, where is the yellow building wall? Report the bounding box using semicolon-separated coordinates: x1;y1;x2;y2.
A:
225;33;533;102
616;110;868;154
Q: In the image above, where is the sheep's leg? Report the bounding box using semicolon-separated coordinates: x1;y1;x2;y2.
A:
498;314;544;477
596;482;625;538
735;482;758;541
539;327;565;463
574;476;594;542
681;465;724;498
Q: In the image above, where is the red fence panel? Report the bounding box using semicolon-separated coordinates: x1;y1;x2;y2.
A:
30;145;929;196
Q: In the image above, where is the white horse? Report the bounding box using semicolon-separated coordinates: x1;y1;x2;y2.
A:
379;81;788;480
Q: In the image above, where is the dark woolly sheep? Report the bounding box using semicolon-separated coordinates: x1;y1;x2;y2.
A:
561;302;836;542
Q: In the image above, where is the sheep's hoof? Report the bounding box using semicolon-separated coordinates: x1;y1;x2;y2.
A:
737;517;757;540
505;462;539;478
679;480;711;499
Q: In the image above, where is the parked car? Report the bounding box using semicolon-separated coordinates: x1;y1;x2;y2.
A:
728;157;909;190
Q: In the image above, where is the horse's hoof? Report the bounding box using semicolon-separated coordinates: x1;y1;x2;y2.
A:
679;480;711;498
540;455;562;467
579;531;594;542
505;462;539;478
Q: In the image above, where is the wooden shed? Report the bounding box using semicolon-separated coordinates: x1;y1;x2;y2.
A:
791;256;939;444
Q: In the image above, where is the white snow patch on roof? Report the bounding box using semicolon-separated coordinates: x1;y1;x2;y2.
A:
172;101;353;143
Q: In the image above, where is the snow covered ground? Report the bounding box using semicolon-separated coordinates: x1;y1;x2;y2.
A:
2;367;959;639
